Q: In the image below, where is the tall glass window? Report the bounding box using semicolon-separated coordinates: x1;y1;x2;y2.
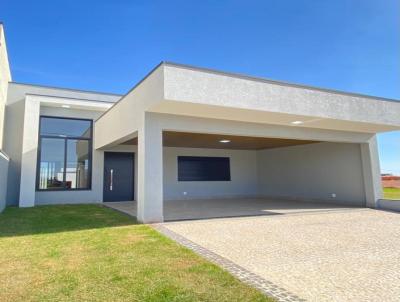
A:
37;116;92;190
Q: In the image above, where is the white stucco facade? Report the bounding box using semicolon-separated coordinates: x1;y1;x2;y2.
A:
164;147;258;201
0;24;12;150
0;24;399;219
0;24;11;210
0;150;9;211
94;63;400;222
257;142;367;205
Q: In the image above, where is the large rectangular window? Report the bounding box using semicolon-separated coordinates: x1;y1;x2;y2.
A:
178;156;231;181
37;116;92;190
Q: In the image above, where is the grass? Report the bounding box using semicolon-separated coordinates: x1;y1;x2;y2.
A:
383;187;400;200
0;205;272;302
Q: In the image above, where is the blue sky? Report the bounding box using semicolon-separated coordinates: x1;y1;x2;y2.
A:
1;0;399;174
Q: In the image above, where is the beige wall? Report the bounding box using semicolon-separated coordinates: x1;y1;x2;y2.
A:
3;99;24;205
0;150;9;212
257;142;366;205
96;63;400;151
162;142;367;205
163;147;258;200
94;67;164;149
3;83;117;206
161;63;400;132
0;24;12;149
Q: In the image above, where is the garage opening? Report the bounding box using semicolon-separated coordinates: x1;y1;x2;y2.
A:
107;131;366;221
161;131;365;221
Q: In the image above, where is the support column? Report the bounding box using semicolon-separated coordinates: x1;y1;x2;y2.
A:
137;113;163;223
19;98;40;207
360;135;383;208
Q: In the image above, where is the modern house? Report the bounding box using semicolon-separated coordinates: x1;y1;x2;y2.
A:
1;23;400;222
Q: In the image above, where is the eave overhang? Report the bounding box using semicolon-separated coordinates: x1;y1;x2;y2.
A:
94;62;400;149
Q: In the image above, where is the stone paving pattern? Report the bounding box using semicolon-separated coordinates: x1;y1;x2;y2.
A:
153;224;304;302
158;209;400;302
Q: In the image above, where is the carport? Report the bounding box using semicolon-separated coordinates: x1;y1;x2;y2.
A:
96;62;400;223
105;130;369;221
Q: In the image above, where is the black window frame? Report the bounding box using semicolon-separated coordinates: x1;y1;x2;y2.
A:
177;156;231;182
36;115;93;191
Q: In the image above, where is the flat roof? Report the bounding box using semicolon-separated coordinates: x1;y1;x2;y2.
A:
10;81;123;97
12;62;399;110
25;93;116;104
163;61;399;103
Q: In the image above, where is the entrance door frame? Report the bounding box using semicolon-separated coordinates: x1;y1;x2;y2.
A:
103;151;135;202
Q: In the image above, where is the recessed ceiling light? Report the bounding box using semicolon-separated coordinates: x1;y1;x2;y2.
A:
62;104;71;108
291;121;304;125
219;139;231;143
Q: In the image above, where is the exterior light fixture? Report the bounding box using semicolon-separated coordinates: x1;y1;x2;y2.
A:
219;139;231;143
291;121;304;125
62;104;71;108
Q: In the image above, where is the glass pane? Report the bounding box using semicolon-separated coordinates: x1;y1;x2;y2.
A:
178;156;231;181
38;138;65;189
66;139;90;189
40;117;91;138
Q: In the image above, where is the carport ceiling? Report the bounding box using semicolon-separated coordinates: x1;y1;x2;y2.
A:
123;131;319;150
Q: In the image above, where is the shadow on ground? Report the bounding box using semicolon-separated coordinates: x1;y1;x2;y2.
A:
105;198;362;221
0;204;136;238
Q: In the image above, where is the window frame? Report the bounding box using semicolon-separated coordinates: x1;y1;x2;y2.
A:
177;156;231;182
36;115;93;191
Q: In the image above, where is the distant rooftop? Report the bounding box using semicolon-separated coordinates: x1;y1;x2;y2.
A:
10;81;123;97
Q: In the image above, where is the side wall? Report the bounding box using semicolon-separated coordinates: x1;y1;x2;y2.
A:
0;24;12;149
0;25;11;211
0;151;9;212
163;147;258;200
3;83;119;206
3;100;24;205
3;99;137;206
257;142;366;205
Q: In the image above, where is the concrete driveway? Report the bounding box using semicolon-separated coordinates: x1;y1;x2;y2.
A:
104;198;358;221
157;208;400;302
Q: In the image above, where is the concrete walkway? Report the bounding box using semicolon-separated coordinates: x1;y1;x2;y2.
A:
104;198;357;221
160;208;400;302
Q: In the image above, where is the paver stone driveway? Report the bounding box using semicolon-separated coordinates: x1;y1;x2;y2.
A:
161;208;400;302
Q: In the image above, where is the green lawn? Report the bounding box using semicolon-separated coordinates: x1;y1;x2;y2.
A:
0;205;272;302
383;187;400;200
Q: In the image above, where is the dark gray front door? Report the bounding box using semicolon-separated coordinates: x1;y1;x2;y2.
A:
103;152;134;202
